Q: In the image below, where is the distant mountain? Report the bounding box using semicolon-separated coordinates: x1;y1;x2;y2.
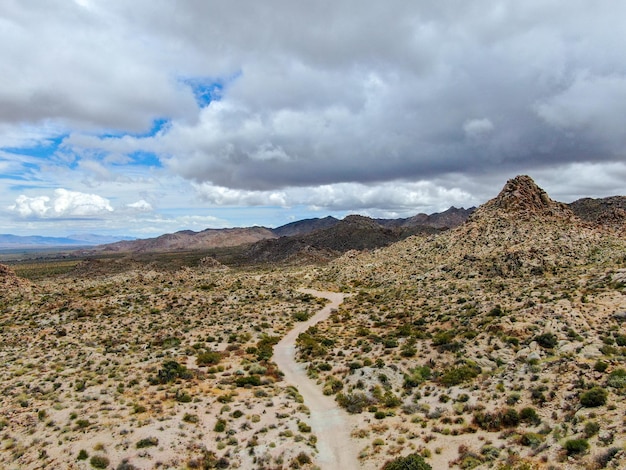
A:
0;234;133;249
94;226;277;253
271;216;339;237
376;206;475;229
243;214;444;265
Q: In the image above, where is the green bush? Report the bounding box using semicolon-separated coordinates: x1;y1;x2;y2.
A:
196;351;222;366
235;375;261;387
136;437;158;449
580;387;608;407
564;438;589;455
293;311;310;321
336;392;371;414
77;449;88;460
534;333;557;349
89;455;110;469
152;360;192;384
214;419;226;432
519;407;541;425
606;368;626;388
439;364;480;386
382;452;432;469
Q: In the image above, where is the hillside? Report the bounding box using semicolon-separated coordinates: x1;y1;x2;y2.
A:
305;175;626;468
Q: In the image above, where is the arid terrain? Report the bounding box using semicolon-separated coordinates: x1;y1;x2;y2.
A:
1;176;626;469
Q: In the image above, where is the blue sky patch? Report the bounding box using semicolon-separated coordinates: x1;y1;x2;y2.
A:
1;134;66;159
181;72;241;108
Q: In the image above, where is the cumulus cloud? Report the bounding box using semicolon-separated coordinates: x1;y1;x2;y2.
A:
9;189;113;218
193;180;473;217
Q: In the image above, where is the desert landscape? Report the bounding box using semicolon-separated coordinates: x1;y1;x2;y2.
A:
1;175;626;469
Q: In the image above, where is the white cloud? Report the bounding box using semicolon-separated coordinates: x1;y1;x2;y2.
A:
9;189;113;218
10;195;51;218
126;199;153;211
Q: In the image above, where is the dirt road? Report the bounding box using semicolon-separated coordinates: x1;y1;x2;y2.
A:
272;288;363;470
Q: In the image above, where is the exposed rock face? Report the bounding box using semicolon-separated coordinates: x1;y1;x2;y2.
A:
472;175;573;220
0;263;23;289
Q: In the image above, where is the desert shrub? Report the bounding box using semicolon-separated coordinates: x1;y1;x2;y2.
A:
77;449;89;460
235;375;261;387
374;411;386;419
256;335;280;361
606;368;626;388
382;452;432;469
293;311;310;321
594;360;609;372
323;376;343;395
183;413;199;423
214;419;226;432
151;360;192;384
519;407;541;425
403;365;431;388
116;461;139;470
584;421;600;438
90;455;110;469
382;391;402;408
175;390;192;402
297;421;311;433
534;333;557;349
564;438;589;455
432;330;456;346
295;452;311;465
296;332;329;358
136;437;158;448
440;364;481;386
196;351;222;366
488;305;505;317
336;392;371;414
520;432;543;448
580;387;608;407
473;408;519;431
615;334;626;346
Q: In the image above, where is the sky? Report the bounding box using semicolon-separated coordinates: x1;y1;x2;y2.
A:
1;1;626;238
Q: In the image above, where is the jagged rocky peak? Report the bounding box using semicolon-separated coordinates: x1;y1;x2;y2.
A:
475;175;572;219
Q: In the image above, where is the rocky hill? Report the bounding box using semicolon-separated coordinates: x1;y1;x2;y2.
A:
0;263;27;290
271;216;340;237
243;214;443;265
569;195;626;231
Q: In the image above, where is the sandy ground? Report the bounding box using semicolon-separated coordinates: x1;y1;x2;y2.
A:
273;289;368;470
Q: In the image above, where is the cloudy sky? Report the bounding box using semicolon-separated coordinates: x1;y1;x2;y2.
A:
1;1;625;237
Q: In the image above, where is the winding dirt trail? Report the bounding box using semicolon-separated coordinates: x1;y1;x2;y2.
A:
273;288;362;470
